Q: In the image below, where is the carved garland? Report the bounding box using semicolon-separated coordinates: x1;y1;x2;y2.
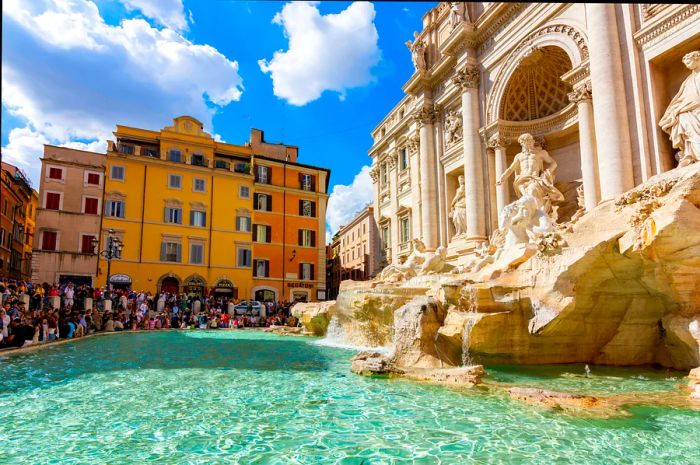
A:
486;24;589;123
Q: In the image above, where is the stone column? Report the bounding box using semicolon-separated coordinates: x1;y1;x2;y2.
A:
586;3;635;199
413;105;439;249
487;134;510;226
388;152;400;263
453;65;487;240
568;81;600;211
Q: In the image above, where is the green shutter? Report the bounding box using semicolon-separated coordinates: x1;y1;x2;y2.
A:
160;243;166;261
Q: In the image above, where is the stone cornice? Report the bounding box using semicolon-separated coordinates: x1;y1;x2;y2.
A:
633;3;700;49
480;103;578;144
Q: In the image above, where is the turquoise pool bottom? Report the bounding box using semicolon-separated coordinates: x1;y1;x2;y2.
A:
1;331;698;465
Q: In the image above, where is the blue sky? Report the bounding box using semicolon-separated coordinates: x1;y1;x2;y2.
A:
2;0;435;237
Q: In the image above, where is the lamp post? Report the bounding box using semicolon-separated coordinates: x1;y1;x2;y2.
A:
92;229;123;301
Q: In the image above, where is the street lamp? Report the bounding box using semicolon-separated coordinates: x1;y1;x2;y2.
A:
92;229;123;300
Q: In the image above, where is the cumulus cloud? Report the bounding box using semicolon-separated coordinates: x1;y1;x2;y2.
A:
120;0;189;31
1;0;243;184
258;2;380;106
326;165;373;238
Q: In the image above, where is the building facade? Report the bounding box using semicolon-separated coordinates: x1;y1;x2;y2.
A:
325;205;381;300
97;116;329;302
1;162;37;280
369;3;700;264
32;146;106;285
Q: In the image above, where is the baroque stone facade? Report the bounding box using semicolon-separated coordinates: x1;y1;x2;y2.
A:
369;2;700;264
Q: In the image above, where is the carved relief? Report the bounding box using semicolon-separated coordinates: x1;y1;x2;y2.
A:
369;166;379;183
444;109;463;146
487;133;510;149
407;135;420;154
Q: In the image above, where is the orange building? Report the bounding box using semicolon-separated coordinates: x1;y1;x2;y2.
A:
249;129;330;303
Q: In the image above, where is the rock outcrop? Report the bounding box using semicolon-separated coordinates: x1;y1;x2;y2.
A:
291;301;336;336
392;296;446;368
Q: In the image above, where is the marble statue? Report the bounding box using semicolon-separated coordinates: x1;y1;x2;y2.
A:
377;239;427;283
419;246;448;274
405;32;427;71
497;133;564;220
449;175;467;237
659;51;700;168
444;109;463;145
449;2;469;29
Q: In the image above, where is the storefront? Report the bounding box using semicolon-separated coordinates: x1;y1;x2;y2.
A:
58;274;93;287
184;276;206;297
213;279;237;299
109;273;132;290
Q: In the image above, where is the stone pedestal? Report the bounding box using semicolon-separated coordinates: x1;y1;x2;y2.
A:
227;302;235;315
103;300;112;312
84;297;93;310
156;297;165;313
193;300;201;314
20;294;30;306
49;296;60;309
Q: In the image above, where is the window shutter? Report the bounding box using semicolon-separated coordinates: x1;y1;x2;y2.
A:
265;261;269;277
299;199;303;215
298;229;303;246
267;195;272;212
267;167;272;185
164;208;169;223
310;264;315;280
266;225;272;243
203;212;206;227
311;175;316;191
299;263;303;279
253;193;259;208
160;243;166;261
176;244;181;262
253;224;258;241
190;210;194;226
298;172;303;188
311;231;316;247
311;202;316;217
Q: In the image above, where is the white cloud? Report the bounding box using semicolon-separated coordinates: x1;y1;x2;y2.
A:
326;165;373;238
258;1;380;106
1;0;243;185
120;0;189;32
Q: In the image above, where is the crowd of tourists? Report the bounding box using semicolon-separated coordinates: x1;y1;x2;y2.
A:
0;278;298;350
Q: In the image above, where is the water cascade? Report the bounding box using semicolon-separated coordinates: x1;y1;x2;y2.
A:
460;286;479;366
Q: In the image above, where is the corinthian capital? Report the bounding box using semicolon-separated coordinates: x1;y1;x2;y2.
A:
487;133;510;149
369;165;379;183
567;81;592;104
386;152;397;169
452;64;480;90
412;105;437;126
407;134;420;154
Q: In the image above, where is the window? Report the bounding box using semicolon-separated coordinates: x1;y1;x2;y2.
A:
190;210;206;227
119;143;134;155
254;225;272;243
215;159;229;170
254;259;269;278
143;147;159;158
105;200;125;218
236;215;251;232
382;225;390;248
193;178;206;192
235;163;249;174
161;242;181;262
190;243;204;264
168;174;182;189
111;166;125;180
298;229;316;247
84;197;99;215
300;263;314;280
0;229;5;248
237;247;252;267
256;165;271;183
300;173;315;191
41;231;58;251
191;153;205;166
400;216;410;243
239;185;250;198
48;167;63;180
45;192;61;210
168;149;182;162
254;193;272;211
164;207;182;224
299;200;316;217
400;148;408;171
80;235;96;254
86;172;101;185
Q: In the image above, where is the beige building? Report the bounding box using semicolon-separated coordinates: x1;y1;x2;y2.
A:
33;145;106;285
370;3;700;263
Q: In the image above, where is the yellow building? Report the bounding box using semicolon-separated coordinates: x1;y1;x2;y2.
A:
97;116;255;299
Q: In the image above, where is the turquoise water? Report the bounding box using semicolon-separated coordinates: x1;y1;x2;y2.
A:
1;331;698;464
